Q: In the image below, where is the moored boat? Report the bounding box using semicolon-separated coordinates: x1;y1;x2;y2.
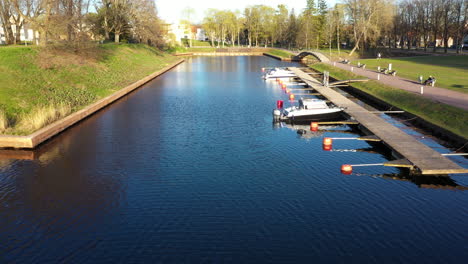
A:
263;68;296;79
273;98;343;123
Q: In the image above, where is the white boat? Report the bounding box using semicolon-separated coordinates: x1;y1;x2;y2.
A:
263;68;296;79
273;98;343;123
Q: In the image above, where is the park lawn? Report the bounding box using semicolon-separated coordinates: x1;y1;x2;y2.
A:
191;40;211;46
186;47;217;52
264;49;294;59
311;63;468;139
0;44;180;135
351;56;468;93
316;48;361;61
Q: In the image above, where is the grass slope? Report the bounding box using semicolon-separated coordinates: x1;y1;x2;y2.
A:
311;63;468;139
352;56;468;93
264;49;294;60
0;44;180;135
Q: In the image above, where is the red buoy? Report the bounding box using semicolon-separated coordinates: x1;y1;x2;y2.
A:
281;84;287;89
276;100;284;109
341;164;353;175
285;89;290;94
323;137;333;145
310;122;319;131
289;94;295;100
262;67;265;72
322;144;332;151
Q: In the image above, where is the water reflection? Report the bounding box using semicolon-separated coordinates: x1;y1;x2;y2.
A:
350;172;468;191
1;56;467;262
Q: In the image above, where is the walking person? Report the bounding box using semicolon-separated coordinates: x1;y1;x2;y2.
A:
418;75;423;84
377;52;381;59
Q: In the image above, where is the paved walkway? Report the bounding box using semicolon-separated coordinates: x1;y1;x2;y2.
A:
329;61;468;111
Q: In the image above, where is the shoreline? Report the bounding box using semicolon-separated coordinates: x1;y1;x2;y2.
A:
0;59;185;149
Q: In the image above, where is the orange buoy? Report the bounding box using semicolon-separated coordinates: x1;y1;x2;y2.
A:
285;89;290;94
310;122;319;131
276;100;284;109
289;94;295;100
322;144;332;151
276;78;279;82
341;164;353;175
281;84;287;89
262;67;265;72
323;137;333;145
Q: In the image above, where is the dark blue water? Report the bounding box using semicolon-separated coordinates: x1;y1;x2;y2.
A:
1;56;467;263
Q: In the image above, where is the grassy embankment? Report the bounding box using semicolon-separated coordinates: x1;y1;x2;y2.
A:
311;63;468;139
350;56;468;93
186;47;217;52
263;49;295;60
0;44;180;135
315;48;362;61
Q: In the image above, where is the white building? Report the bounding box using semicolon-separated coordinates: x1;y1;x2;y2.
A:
0;19;38;44
195;28;206;41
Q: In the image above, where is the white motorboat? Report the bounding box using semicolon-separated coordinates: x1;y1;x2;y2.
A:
273;98;343;123
263;68;296;79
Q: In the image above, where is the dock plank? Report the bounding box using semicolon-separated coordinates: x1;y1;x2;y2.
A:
289;67;468;175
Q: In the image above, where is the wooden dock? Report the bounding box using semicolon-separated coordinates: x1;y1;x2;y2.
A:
289;67;468;175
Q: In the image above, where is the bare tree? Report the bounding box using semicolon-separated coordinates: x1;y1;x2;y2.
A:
1;0;15;44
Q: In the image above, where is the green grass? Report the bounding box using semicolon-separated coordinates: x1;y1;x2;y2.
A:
264;49;294;59
0;44;180;135
314;48;361;61
186;47;217;52
351;56;468;93
311;63;468;139
191;40;211;46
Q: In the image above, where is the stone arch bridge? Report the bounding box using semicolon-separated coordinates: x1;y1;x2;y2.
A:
293;51;330;63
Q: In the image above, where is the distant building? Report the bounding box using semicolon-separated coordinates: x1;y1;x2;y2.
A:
195;27;206;41
0;18;38;44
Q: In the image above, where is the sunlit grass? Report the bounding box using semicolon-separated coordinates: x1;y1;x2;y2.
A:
17;103;71;134
0;109;8;133
264;49;294;59
311;63;468;139
0;44;180;135
351;56;468;93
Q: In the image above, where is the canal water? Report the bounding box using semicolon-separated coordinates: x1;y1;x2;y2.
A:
1;56;467;263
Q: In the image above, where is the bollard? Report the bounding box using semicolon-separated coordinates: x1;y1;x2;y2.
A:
351;67;354;72
420;86;424;94
377;74;380;80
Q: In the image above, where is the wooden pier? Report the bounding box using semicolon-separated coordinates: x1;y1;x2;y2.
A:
289;67;468;175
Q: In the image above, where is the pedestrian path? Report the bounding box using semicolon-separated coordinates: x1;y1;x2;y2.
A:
329;61;468;111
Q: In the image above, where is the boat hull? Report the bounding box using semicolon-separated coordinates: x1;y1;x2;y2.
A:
283;111;344;123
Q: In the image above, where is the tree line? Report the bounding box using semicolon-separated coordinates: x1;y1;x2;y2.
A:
200;0;468;54
0;0;165;46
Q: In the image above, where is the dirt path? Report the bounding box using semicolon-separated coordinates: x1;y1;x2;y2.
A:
329;61;468;111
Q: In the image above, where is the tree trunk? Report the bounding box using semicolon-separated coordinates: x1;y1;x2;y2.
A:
39;28;47;46
115;33;120;43
337;24;340;56
15;24;21;44
0;14;14;44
